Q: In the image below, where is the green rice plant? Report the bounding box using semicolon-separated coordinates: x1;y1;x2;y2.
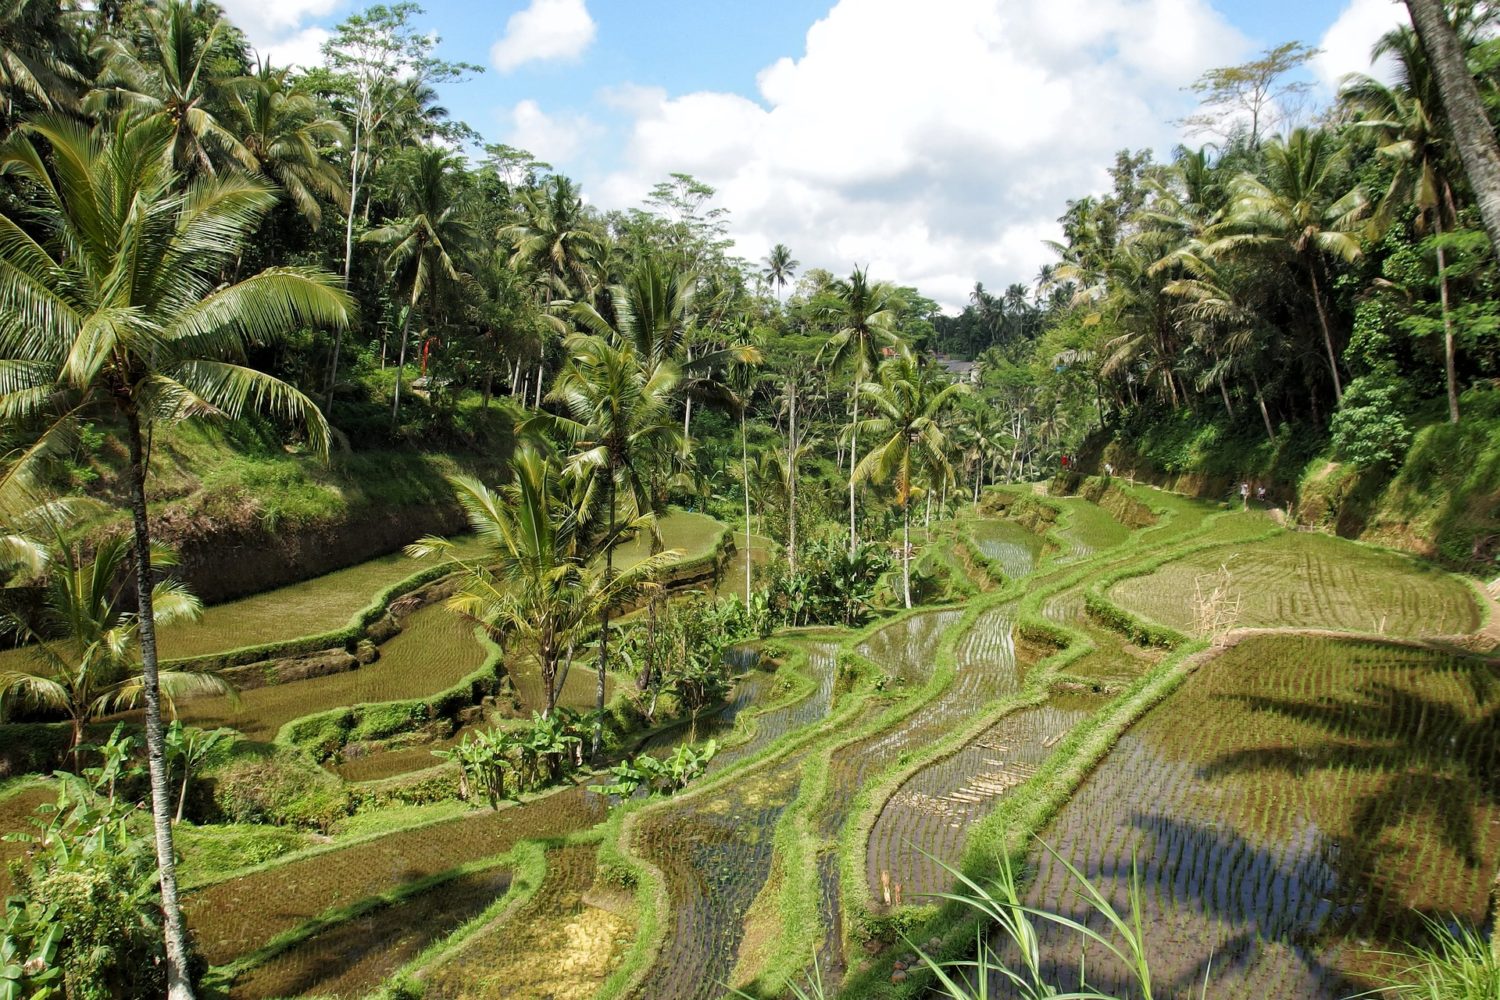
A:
1364;918;1500;1000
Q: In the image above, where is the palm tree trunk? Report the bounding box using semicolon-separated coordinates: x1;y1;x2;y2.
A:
787;380;798;574
391;294;416;429
342;116;361;290
741;409;752;610
1249;369;1276;443
848;390;859;553
124;409;196;1000
901;501;912;610
1435;227;1460;423
1405;0;1500;252
176;767;190;825
1305;258;1344;404
534;363;544;409
595;472;615;762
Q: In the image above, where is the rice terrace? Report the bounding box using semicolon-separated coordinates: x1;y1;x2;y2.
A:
2;1;1500;999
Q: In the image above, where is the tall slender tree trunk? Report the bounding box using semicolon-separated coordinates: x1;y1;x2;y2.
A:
683;396;693;442
1435;227;1461;423
595;472;615;762
1251;369;1276;443
534;363;544;409
901;500;912;610
786;380;798;574
124;409;196;1000
848;390;859;553
741;410;752;610
391;294;416;430
1305;258;1344;404
1405;0;1500;252
330;119;361;412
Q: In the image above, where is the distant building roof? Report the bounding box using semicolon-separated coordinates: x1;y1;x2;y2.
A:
933;356;978;381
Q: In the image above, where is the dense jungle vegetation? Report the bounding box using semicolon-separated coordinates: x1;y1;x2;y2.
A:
0;0;1497;998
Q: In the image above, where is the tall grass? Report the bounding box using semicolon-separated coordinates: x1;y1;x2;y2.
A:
1366;918;1500;1000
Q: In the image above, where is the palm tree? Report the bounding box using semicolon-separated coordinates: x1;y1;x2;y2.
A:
1211;128;1369;404
87;0;248;177
0;537;226;761
1403;0;1500;252
504;174;605;400
0;0;87;129
1345;27;1467;422
854;356;968;608
761;243;799;302
505;173;604;303
819;267;901;552
410;452;673;718
958;404;1001;506
224;60;349;230
546;334;681;758
0;115;350;1000
364;146;469;429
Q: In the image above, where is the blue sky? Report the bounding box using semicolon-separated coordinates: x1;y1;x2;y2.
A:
225;0;1401;307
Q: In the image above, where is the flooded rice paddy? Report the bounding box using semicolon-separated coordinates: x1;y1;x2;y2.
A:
1022;633;1500;998
7;485;1495;1000
1110;530;1480;638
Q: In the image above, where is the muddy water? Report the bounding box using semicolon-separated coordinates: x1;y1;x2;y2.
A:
627;640;842;1000
867;696;1097;902
818;609;1000;841
1018;636;1500;999
968;520;1043;579
230;866;513;999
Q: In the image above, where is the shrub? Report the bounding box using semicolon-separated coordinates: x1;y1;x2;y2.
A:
1331;376;1414;469
209;748;351;831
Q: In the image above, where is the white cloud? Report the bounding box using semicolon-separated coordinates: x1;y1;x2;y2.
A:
503;99;599;163
1313;0;1408;91
569;0;1247;309
491;0;597;73
217;0;344;67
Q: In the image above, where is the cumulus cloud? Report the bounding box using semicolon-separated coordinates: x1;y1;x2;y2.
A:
503;99;599;163
217;0;344;67
1313;0;1408;91
570;0;1247;309
491;0;597;73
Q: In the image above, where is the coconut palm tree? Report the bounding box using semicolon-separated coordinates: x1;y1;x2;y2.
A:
1210;128;1369;404
0;114;350;1000
761;243;799;302
0;537;226;761
223;59;348;230
545;334;681;758
410;451;673;718
0;0;87;129
854;356;968;608
819;267;901;552
363;145;469;429
87;0;248;177
505;173;604;303
1403;0;1500;252
1345;26;1468;422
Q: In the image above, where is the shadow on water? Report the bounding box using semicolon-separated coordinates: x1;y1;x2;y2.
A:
1019;635;1500;1000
